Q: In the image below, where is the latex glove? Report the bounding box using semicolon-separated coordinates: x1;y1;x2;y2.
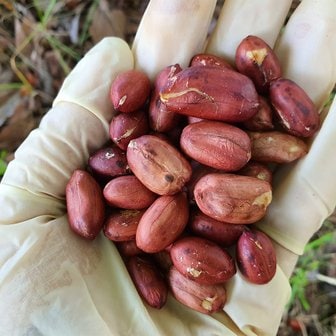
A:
1;1;336;335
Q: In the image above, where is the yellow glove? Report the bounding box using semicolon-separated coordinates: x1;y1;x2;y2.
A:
1;1;336;335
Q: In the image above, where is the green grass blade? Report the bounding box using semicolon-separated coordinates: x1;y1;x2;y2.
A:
0;151;8;176
46;35;81;61
32;0;44;21
41;0;57;27
304;232;334;252
0;83;24;91
79;0;100;46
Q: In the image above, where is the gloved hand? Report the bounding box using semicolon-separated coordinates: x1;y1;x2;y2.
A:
1;0;336;335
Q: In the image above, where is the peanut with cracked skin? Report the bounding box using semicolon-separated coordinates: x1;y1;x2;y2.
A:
149;64;183;133
160;65;259;122
126;134;192;195
194;173;272;224
169;266;227;315
190;53;233;70
109;110;149;151
170;236;236;285
235;35;282;94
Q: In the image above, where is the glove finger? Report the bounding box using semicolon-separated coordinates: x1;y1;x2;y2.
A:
0;38;133;217
206;0;292;62
274;0;336;109
225;266;291;336
258;95;336;256
1;103;109;201
132;0;217;80
53;37;133;122
201;1;335;333
257;0;336;256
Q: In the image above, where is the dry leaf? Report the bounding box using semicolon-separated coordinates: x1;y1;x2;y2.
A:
0;94;37;151
65;0;83;10
14;6;36;58
89;0;126;44
0;92;21;127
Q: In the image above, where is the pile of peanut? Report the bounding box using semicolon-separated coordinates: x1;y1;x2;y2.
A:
66;35;319;314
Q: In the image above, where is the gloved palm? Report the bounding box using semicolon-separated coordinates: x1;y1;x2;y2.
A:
1;1;336;335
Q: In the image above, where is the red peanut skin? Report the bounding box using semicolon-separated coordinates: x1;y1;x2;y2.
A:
236;229;277;284
109;110;149;151
66;170;105;240
189;210;246;247
269;78;320;137
104;209;145;242
168;266;227;315
237;161;273;184
180;120;251;171
155;64;182;89
126;135;192;195
153;250;173;274
170;236;236;285
235;35;282;94
188;116;204;124
249;131;308;163
186;162;218;203
116;239;144;258
243;96;274;131
103;175;157;209
88;146;130;180
127;255;168;309
149;95;182;133
190;53;233;70
160;66;259;122
149;64;183;133
194;173;272;224
136;193;189;253
110;69;151;113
